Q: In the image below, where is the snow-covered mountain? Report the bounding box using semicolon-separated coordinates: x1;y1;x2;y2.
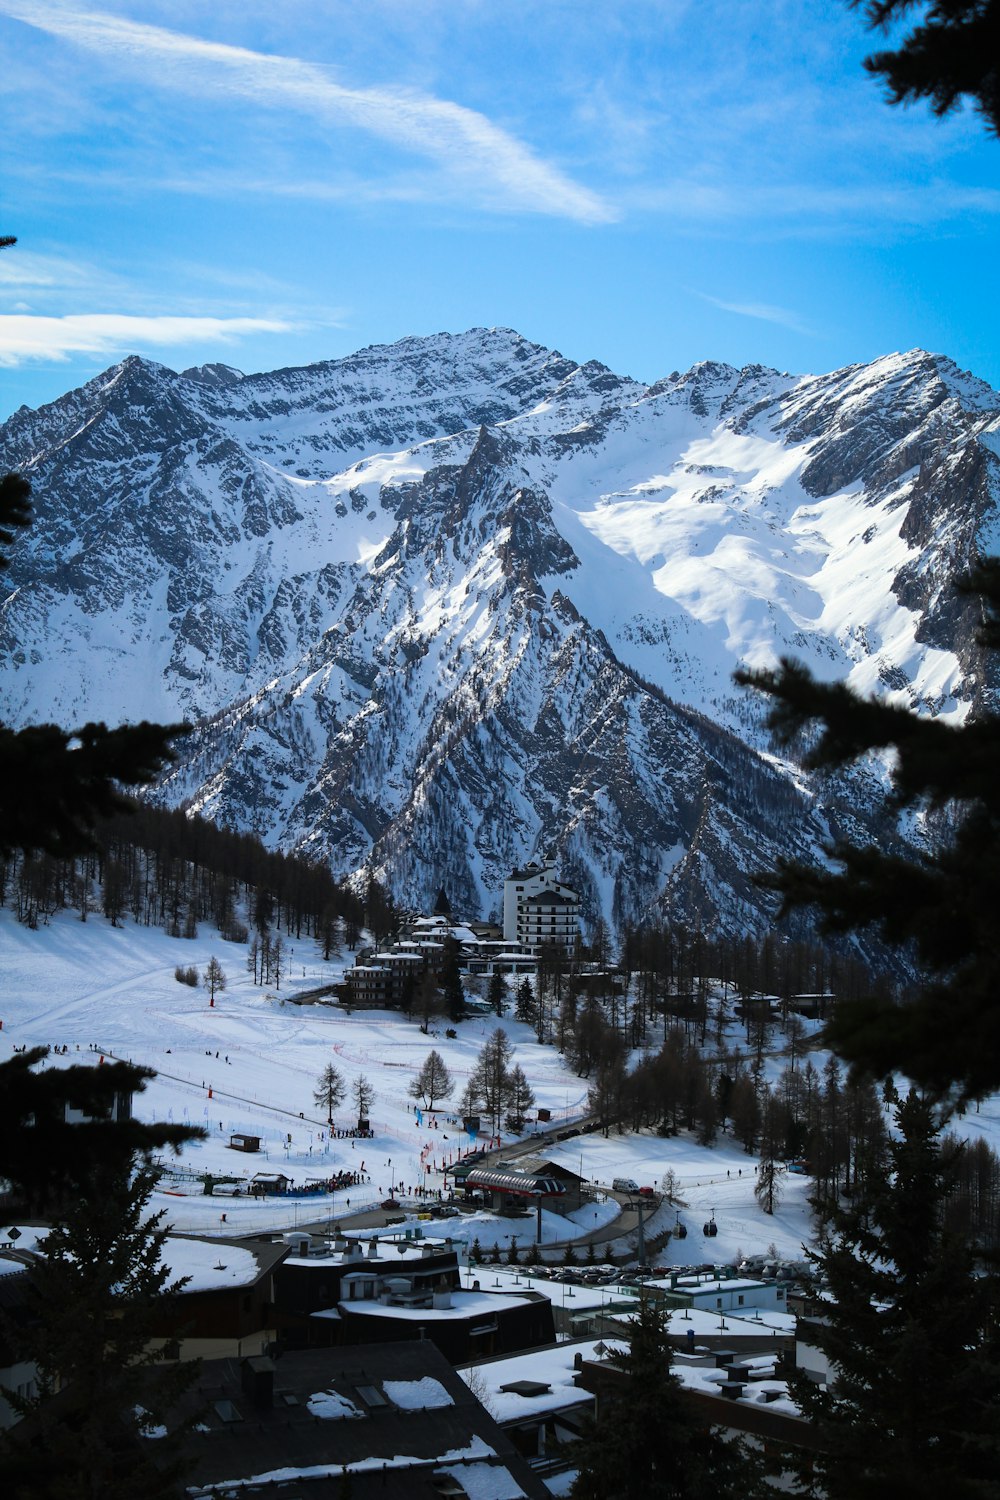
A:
1;328;998;933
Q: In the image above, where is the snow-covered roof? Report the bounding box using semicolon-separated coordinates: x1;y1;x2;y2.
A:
462;1267;639;1315
459;1337;625;1423
383;1377;453;1410
342;1289;536;1321
160;1236;266;1291
0;1228;267;1293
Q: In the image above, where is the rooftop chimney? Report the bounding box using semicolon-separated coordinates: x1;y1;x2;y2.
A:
240;1356;275;1411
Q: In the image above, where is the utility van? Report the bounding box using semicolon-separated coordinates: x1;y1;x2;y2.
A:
612;1177;639;1193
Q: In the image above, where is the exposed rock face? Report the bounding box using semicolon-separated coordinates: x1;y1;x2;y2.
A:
1;328;997;933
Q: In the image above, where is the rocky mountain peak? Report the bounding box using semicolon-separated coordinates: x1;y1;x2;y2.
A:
1;328;997;937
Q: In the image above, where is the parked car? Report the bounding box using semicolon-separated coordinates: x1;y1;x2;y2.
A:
638;1185;656;1198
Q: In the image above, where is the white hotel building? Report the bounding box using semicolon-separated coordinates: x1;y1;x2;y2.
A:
502;861;581;955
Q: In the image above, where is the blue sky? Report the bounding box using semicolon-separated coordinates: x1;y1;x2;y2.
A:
1;0;999;419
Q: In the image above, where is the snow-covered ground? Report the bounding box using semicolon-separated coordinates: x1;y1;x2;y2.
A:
5;905;1000;1265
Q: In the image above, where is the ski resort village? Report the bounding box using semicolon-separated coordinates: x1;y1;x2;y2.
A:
2;827;1000;1497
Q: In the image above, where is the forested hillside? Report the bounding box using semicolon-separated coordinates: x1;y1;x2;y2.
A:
0;803;375;953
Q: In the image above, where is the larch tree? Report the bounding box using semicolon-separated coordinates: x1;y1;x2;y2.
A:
754;1156;784;1216
352;1073;375;1123
203;954;226;1002
409;1049;454;1110
472;1027;515;1132
313;1061;346;1123
416;969;442;1035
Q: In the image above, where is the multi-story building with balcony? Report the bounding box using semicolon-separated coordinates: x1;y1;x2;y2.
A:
502;862;580;955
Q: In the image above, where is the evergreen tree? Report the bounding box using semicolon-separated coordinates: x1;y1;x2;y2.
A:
313;1061;346;1123
440;935;466;1023
487;968;509;1017
409;1049;454;1110
849;0;1000;135
415;969;442;1035
433;885;451;916
571;1297;764;1500
789;1088;1000;1500
514;977;536;1025
0;1163;198;1499
505;1063;536;1130
735;564;1000;1101
0;1049;202;1215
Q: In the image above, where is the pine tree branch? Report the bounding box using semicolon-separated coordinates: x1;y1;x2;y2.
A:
0;718;190;858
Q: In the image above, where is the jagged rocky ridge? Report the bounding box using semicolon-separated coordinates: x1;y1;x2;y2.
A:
1;328;998;934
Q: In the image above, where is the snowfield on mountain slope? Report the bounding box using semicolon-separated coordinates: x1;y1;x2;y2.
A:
5;907;1000;1267
2;332;993;737
2;330;997;930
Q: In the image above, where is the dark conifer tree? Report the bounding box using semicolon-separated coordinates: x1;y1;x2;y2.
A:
849;0;1000;135
0;238;185;862
736;563;1000;1101
0;1048;202;1215
514;977;536;1025
487;967;508;1016
433;885;451;916
440;934;466;1022
0;1164;198;1499
571;1297;765;1499
790;1088;1000;1499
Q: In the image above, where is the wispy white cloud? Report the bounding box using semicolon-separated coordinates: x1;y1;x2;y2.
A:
629;177;1000;237
693;291;816;337
0;249;96;291
0;312;294;366
1;2;613;223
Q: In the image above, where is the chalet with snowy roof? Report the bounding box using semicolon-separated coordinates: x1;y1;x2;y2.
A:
147;1234;290;1362
457;1336;618;1474
250;1170;291;1195
502;861;580;955
274;1231;462;1333
346;925;539;1008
